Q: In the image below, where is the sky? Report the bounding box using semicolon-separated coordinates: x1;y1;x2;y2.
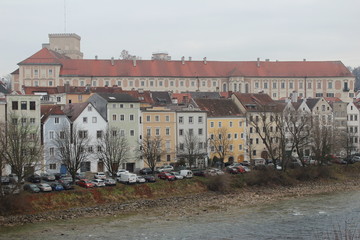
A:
1;0;360;77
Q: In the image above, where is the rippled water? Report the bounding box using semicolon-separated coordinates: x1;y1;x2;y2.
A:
1;190;360;240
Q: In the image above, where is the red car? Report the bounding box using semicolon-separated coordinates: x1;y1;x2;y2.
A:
157;172;176;181
77;179;95;188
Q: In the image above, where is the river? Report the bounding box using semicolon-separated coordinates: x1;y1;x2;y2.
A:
1;190;360;240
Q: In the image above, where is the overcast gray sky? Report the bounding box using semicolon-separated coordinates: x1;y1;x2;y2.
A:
1;0;359;77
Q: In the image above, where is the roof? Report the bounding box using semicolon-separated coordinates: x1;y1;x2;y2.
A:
62;102;89;121
193;98;243;117
232;93;278;112
17;48;353;78
18;48;69;65
40;105;65;123
0;82;9;94
96;93;139;103
23;85;124;95
151;92;172;105
305;98;321;110
189;92;222;99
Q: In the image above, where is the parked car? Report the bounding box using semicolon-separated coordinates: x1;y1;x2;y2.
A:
156;165;174;173
179;170;193;178
75;172;86;180
28;174;41;183
60;181;74;190
352;156;360;162
169;172;184;180
41;173;56;181
116;169;129;177
136;176;146;183
38;183;52;192
1;176;10;184
2;184;21;195
104;178;116;186
50;183;64;191
205;168;224;176
225;167;240;174
139;168;153;175
158;172;176;181
77;179;95;188
23;184;40;193
58;176;74;184
192;169;206;177
117;173;137;184
55;173;69;180
143;175;156;182
9;174;24;184
91;179;106;187
94;172;107;180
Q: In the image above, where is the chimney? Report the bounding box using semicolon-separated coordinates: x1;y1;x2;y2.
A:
133;58;137;67
95;55;98;60
181;56;185;65
203;57;207;64
291;91;298;102
303;59;306;61
257;58;260;67
188;56;192;61
111;57;114;66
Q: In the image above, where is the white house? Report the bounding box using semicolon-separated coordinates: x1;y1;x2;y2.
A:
347;102;360;153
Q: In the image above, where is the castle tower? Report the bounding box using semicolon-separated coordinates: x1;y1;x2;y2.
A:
43;33;83;59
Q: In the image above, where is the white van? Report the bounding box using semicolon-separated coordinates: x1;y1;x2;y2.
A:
180;170;193;179
117;172;137;184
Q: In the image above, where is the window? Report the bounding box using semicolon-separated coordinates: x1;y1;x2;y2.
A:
29;101;36;110
179;116;183;123
316;93;323;97
239;144;243;150
198;116;203;123
170;81;174;87
12;118;18;125
112;130;117;137
189;116;193;124
34;69;38;76
213;81;217;87
155;128;160;136
239;121;242;127
130;104;134;108
166;128;170;135
229;121;233;127
255;82;259;88
179;129;184;136
88;146;93;152
189;129;194;136
97;146;102;152
159;81;163;86
60;131;65;139
112;104;116;109
120;104;124;108
210;122;214;128
97;131;102;138
155;116;160;122
328;82;333;89
234;133;238;139
50;148;54;156
129;114;134;121
12;101;18;110
80;81;84;86
83;117;88;123
21;118;27;125
150;81;154;87
120;129;125;136
146;128;151;136
273;93;277;98
317;82;321;89
198;128;203;135
299;82;303;89
308;82;312;89
146;115;151;122
112;115;117;121
49;69;53;76
120;114;125;121
49;164;56;170
228;133;231;139
130;130;135;136
141;81;145;86
49;131;54;140
180;81;184;87
56;97;61;102
117;80;122;86
78;96;82;102
165;116;170;122
179;143;184;150
326;93;334;97
218;122;222;128
241;133;244;138
92;117;97;123
273;82;277;89
79;130;88;139
21;101;27;110
264;82;268;89
289;82;293;89
29;118;35;124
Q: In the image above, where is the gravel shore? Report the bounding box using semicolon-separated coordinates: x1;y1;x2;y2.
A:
1;178;360;226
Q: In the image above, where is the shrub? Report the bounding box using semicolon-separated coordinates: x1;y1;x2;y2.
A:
205;174;232;193
243;168;296;187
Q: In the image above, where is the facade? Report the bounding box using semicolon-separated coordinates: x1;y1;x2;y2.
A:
41;105;71;174
11;34;355;101
346;102;360;153
62;102;107;173
88;93;142;171
142;107;177;166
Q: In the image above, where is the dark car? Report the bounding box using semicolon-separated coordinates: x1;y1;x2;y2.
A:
23;184;40;193
28;174;41;183
143;175;156;182
41;173;56;181
139;168;153;175
58;176;74;184
60;181;74;190
50;183;64;191
192;169;206;177
225;167;240;174
157;172;176;181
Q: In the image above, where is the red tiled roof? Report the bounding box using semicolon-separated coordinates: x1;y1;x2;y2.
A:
324;97;342;103
171;93;192;104
23;86;124;95
17;48;354;78
18;48;69;65
40;105;65;123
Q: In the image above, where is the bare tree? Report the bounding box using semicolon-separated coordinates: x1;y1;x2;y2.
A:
1;74;12;91
311;117;333;165
209;127;233;167
53;124;91;182
97;128;130;178
138;135;165;174
0;114;43;191
177;130;206;169
284;109;313;167
120;49;142;60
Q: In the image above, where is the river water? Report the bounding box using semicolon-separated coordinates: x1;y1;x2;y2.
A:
1;190;360;240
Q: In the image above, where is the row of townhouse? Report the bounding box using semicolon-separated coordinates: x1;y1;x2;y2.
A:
2;91;360;175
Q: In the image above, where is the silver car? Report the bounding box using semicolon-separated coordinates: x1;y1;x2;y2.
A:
38;183;52;192
91;179;105;187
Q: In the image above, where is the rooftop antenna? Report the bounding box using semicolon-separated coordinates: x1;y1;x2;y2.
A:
64;0;67;32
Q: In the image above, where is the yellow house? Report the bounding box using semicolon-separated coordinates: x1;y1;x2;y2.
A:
192;98;246;164
141;106;177;166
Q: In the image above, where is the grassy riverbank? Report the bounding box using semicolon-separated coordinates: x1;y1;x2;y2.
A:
1;164;360;226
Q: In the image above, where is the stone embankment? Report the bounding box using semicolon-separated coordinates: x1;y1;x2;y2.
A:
1;178;359;226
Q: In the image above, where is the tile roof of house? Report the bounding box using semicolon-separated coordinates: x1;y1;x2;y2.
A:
171;93;192;104
151;92;172;105
193;98;243;117
324;97;343;103
96;93;139;103
16;48;353;78
40;105;66;123
305;98;321;110
23;85;124;95
232;93;279;112
62;102;89;121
